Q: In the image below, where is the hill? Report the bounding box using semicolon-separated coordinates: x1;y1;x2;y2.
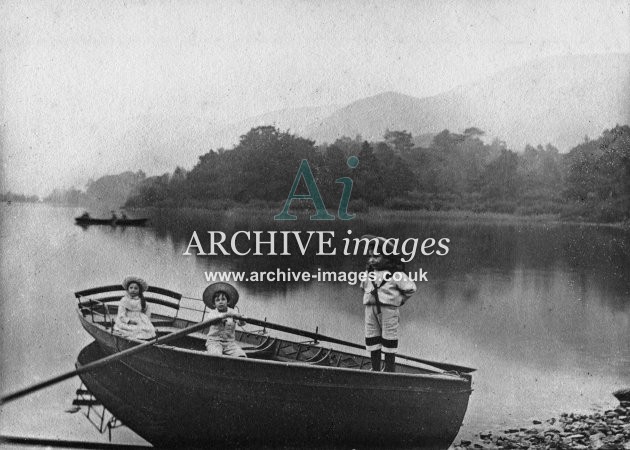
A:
304;53;630;151
206;54;629;152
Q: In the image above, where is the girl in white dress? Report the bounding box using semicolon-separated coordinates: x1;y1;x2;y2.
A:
113;276;156;340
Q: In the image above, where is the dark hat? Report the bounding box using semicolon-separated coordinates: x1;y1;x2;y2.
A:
202;282;239;309
122;276;148;292
360;234;397;256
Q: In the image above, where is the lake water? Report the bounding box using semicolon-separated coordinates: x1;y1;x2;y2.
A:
1;203;629;447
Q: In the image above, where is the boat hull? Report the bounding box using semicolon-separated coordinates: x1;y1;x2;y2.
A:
75;217;148;226
78;316;471;449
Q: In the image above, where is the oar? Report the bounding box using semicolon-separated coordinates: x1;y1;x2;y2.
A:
241;317;476;373
1;311;474;406
0;316;223;405
199;290;474;373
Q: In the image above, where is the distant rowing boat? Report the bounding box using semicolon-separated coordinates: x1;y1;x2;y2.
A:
74;217;148;226
73;284;474;449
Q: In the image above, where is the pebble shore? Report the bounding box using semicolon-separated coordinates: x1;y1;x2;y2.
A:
454;403;630;450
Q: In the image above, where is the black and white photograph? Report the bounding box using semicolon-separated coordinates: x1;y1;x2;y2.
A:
1;1;629;448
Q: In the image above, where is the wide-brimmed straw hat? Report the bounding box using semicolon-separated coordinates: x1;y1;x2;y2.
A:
122;276;149;292
203;282;239;309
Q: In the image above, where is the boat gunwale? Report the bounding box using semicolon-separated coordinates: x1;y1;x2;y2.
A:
77;307;473;386
151;342;474;388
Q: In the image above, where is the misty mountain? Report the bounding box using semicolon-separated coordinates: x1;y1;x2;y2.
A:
305;53;630;151
210;54;629;152
108;53;629;186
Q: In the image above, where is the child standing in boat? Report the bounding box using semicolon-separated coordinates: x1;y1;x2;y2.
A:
360;235;417;373
203;282;247;358
113;276;156;340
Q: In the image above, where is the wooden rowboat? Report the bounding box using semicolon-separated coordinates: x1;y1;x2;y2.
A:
74;217;148;226
114;218;148;226
74;285;473;449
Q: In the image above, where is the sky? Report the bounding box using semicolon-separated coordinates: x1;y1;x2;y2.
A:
1;0;629;196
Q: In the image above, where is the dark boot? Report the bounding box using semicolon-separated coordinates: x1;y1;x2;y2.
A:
384;353;396;373
370;350;382;371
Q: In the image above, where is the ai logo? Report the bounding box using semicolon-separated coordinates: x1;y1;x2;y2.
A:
274;156;359;221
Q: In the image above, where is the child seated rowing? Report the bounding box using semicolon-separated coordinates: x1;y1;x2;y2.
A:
202;282;247;358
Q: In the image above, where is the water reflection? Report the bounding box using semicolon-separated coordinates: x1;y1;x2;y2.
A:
143;207;630;434
145;208;630;310
0;204;628;445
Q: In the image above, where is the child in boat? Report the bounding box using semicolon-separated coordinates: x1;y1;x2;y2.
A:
113;276;156;340
202;282;247;358
360;235;417;373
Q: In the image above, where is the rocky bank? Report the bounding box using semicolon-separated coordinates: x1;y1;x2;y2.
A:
454;402;630;450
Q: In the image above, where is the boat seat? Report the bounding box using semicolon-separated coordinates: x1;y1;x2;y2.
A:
75;285;183;314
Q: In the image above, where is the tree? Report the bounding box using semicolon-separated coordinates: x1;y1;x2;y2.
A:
564;138;604;201
184;126;319;203
126;174;171;206
432;129;465;150
236;127;318;201
463;127;485;138
318;145;347;204
331;135;362;156
354;141;385;204
562;125;630;221
384;129;414;152
84;171;147;206
481;149;520;199
518;144;562;195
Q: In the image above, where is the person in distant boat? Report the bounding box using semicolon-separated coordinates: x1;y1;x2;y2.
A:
360;235;417;373
121;211;128;220
80;212;90;219
203;282;247;358
113;276;156;340
111;212;118;221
